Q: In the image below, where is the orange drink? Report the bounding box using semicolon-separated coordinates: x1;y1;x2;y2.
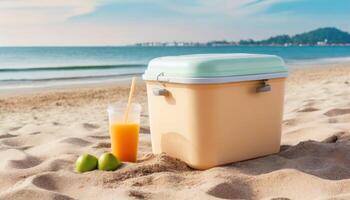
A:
108;103;141;162
110;123;140;162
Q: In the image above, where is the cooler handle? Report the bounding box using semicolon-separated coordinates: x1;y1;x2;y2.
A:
256;80;271;93
153;88;169;96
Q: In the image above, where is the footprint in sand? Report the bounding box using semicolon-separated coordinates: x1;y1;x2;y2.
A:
82;123;100;130
0;149;42;169
32;174;57;191
1;138;33;150
206;181;251;199
7;157;42;169
324;108;350;117
60;137;91;147
0;188;74;200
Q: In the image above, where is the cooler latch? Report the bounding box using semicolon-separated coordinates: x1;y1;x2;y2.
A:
153;72;170;96
256;80;271;93
156;72;169;82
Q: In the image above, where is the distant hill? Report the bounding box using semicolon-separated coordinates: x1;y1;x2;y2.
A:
134;27;350;47
240;27;350;45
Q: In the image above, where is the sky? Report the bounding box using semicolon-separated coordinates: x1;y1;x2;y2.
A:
0;0;349;46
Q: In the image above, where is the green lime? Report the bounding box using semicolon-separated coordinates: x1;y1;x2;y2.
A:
75;154;98;173
98;153;122;171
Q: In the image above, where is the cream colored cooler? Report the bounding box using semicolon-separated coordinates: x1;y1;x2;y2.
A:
142;54;288;169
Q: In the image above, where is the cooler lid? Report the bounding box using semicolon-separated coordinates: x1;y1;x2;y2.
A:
142;53;288;84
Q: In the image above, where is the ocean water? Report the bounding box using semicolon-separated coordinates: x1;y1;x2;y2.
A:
1;46;350;90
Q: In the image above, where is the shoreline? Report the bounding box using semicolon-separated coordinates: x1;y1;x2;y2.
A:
1;60;350;98
0;75;142;98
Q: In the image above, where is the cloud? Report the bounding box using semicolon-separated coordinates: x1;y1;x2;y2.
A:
0;0;298;26
0;20;256;46
162;0;298;17
4;0;343;46
0;0;107;25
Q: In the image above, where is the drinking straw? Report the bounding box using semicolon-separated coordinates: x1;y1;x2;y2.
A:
124;77;136;123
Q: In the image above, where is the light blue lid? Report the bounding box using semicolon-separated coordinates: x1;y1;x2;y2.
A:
142;53;288;84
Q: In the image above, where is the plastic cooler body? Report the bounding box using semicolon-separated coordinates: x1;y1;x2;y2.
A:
143;53;288;169
146;78;285;169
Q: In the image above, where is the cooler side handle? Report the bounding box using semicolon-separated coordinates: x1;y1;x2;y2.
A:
153;88;169;96
256;80;271;93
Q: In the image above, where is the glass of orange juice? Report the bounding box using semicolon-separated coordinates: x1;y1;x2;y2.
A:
107;103;141;162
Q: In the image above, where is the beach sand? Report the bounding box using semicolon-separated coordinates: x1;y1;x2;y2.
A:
1;63;350;200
